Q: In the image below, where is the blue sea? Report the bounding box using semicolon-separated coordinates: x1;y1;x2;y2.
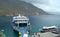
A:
0;15;60;36
27;15;60;34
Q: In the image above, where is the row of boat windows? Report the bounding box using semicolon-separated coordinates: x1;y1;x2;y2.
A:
14;18;28;19
14;23;27;27
14;20;28;22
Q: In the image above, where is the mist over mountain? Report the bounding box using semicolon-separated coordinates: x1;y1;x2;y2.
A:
0;0;49;16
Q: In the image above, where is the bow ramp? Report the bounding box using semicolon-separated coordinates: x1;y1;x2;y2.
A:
19;27;28;37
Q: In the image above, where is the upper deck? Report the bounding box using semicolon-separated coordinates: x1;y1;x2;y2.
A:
43;26;58;30
13;14;29;23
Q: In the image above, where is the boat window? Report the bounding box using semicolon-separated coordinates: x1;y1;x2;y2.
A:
19;23;27;27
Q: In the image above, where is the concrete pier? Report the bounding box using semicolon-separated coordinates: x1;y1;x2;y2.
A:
32;32;59;37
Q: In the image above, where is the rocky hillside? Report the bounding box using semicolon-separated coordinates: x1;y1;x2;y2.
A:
0;0;48;16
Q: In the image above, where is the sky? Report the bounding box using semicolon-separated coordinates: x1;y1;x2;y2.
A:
21;0;60;14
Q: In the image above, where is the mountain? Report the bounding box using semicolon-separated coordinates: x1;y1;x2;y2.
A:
0;0;49;16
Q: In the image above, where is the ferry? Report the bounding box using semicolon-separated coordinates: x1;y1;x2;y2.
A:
42;26;58;30
41;26;59;34
12;14;30;37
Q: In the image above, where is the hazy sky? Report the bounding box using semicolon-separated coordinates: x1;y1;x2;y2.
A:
21;0;60;14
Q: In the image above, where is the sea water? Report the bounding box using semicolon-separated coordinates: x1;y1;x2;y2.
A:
27;15;60;35
0;15;60;36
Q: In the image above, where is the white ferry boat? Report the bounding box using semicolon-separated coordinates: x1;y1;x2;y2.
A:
12;14;30;37
42;26;59;33
42;26;58;30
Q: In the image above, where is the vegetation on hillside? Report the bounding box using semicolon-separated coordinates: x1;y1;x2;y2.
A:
0;0;48;16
